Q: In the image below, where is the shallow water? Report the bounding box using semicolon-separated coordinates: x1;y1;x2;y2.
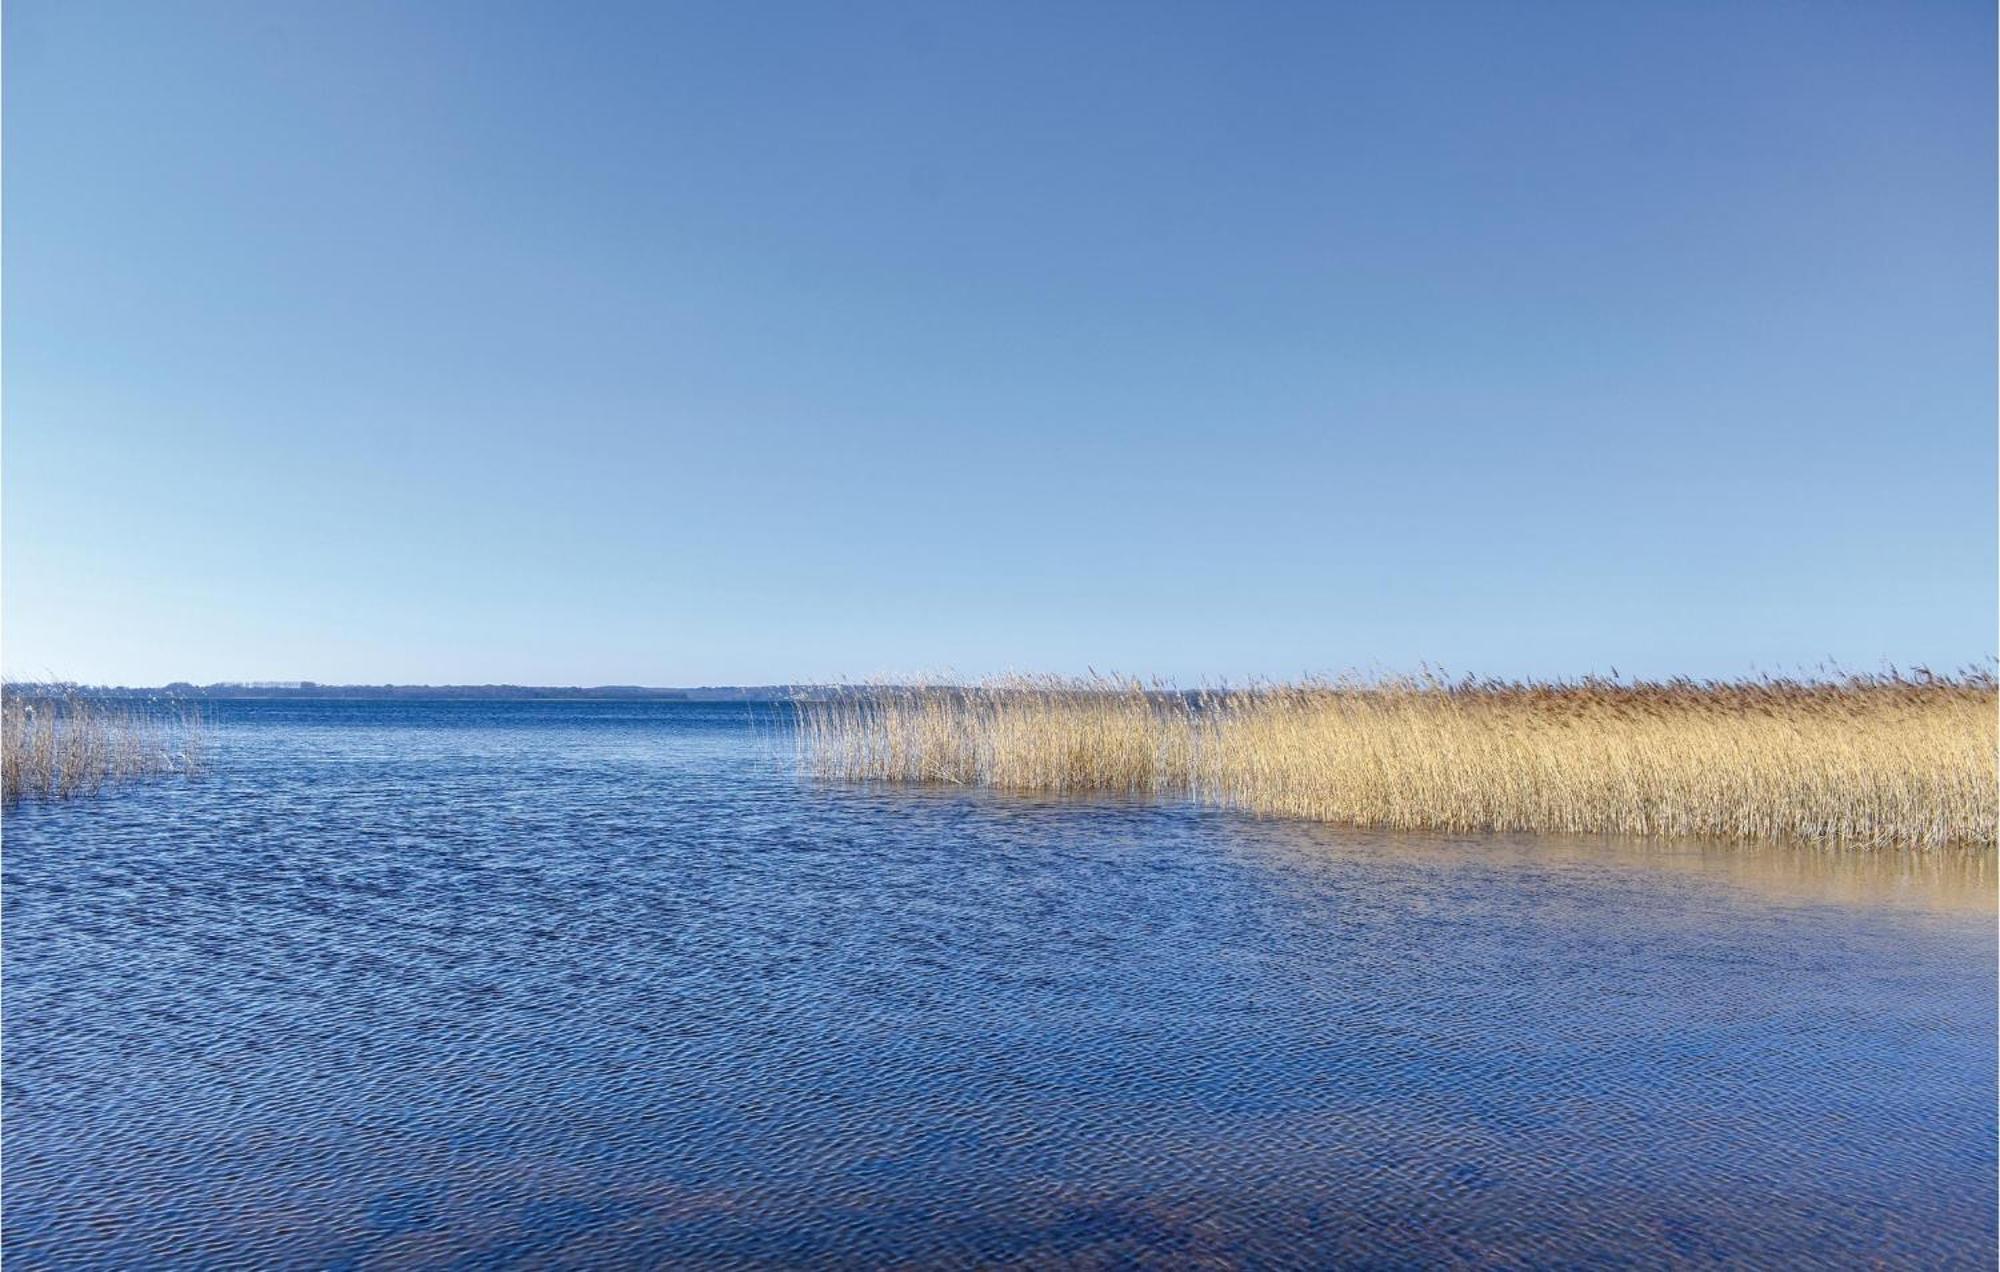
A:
5;700;1994;1267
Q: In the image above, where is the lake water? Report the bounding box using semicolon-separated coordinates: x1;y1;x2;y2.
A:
4;700;1994;1267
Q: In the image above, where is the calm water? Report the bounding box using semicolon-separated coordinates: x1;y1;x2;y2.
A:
5;701;1995;1268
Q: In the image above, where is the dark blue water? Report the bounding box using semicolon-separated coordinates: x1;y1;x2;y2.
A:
5;701;1995;1267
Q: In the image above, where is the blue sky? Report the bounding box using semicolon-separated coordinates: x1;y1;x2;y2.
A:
5;0;1992;685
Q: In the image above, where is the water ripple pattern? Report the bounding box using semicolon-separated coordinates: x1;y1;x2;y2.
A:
5;701;1995;1267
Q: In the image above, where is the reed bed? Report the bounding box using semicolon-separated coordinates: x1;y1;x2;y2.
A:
798;672;1997;849
2;686;207;804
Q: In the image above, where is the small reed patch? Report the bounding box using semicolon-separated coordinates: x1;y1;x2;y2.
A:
2;686;207;804
798;673;1998;850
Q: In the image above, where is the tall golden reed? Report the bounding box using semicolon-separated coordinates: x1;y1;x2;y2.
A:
2;686;206;804
798;672;1997;849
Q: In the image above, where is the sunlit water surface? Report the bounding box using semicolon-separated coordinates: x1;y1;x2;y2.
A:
5;701;1994;1267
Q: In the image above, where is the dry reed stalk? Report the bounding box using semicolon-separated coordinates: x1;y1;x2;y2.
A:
2;685;207;804
798;672;1997;849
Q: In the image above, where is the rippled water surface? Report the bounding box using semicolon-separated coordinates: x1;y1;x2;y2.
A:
6;701;1995;1267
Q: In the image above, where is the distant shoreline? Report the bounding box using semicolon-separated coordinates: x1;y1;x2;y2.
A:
4;683;818;702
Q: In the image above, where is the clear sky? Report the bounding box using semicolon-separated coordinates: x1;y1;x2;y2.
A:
5;0;1993;686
